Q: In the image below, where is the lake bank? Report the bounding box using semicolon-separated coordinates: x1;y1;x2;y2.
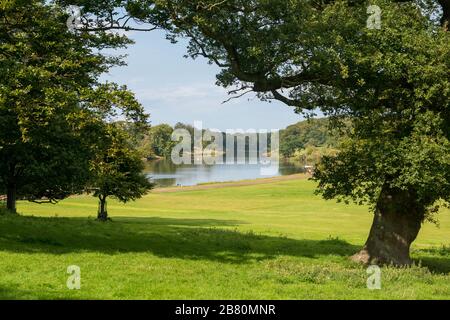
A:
153;173;310;193
144;158;307;187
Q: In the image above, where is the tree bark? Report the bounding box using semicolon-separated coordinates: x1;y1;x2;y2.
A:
438;0;450;29
6;182;17;214
352;188;424;266
97;195;108;221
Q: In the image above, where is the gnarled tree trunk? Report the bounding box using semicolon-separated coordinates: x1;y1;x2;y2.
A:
352;187;425;266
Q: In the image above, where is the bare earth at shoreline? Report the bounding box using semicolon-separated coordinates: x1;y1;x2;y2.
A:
152;173;310;193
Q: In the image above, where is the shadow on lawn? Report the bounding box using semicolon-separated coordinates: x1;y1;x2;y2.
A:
415;246;450;274
0;286;79;300
0;215;358;263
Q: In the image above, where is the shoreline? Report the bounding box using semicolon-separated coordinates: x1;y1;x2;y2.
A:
152;173;311;193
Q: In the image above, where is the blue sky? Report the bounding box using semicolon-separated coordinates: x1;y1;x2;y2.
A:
105;30;305;131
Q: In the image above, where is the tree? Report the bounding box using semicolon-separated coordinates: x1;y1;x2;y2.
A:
137;124;175;159
89;124;154;221
150;124;175;158
0;1;142;212
71;0;449;265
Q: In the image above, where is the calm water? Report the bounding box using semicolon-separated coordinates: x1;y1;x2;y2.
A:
144;159;306;187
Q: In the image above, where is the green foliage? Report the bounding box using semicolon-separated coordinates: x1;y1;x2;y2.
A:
311;6;450;216
0;1;148;210
88;125;154;206
315;111;450;211
138;124;175;159
295;146;340;167
280;118;338;158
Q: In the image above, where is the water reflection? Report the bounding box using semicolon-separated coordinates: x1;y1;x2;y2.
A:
144;159;305;187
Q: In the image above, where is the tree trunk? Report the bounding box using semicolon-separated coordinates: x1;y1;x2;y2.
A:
6;183;17;214
352;188;424;266
97;196;108;221
437;0;450;29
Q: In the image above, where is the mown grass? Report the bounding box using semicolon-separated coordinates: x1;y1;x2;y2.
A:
0;179;449;299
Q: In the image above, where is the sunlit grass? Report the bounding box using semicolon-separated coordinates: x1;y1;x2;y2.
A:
0;179;449;299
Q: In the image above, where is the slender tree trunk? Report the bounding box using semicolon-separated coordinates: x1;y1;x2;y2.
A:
6;182;17;214
97;195;108;221
352;188;424;266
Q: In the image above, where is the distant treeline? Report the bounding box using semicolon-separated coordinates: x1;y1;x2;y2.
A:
280;118;339;157
131;118;340;162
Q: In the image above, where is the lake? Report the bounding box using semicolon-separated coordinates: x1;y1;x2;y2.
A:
144;159;306;187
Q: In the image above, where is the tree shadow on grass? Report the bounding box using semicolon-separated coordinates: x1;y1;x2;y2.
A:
0;286;79;300
414;246;450;274
0;215;358;264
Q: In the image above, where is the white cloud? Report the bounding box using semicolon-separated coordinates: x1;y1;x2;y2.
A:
135;83;226;105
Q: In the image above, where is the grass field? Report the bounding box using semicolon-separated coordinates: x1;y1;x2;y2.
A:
0;178;449;300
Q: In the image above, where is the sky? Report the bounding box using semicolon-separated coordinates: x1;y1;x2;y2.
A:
104;30;305;131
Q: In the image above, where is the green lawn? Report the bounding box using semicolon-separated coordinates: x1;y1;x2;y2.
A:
0;179;449;299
